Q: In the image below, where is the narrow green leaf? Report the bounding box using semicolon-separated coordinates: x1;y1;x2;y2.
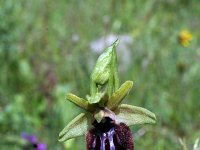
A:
66;93;96;112
107;81;133;110
114;104;156;126
58;113;92;142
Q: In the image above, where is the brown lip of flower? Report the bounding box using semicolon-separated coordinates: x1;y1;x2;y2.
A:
58;40;156;150
87;108;134;150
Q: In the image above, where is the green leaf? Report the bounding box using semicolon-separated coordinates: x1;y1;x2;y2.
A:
66;93;96;112
107;81;133;110
114;104;156;126
58;113;92;142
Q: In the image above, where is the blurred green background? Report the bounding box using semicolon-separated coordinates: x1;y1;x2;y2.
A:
0;0;200;149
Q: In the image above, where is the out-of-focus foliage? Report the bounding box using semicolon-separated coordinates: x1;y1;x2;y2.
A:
0;0;200;149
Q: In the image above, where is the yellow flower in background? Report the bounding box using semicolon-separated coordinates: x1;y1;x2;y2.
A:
178;30;193;47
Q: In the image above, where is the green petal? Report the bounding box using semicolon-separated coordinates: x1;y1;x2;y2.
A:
58;113;92;142
107;81;133;110
66;93;96;112
114;104;156;126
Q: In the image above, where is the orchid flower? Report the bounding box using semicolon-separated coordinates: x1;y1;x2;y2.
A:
58;40;156;150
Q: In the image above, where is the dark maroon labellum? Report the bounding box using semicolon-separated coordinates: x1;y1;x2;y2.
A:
86;117;134;150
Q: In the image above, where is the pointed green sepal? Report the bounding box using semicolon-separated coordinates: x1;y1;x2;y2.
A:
58;113;92;142
114;104;156;126
66;93;96;112
107;81;133;110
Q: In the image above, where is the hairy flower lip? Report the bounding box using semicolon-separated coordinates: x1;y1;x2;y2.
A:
87;108;134;150
86;120;134;150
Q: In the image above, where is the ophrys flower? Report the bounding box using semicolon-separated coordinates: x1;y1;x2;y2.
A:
58;40;156;150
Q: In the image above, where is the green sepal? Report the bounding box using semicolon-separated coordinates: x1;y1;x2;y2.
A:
107;81;133;110
66;93;96;112
58;113;92;142
90;39;119;86
114;104;156;126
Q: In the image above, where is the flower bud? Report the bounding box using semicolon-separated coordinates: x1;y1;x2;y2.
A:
91;40;119;85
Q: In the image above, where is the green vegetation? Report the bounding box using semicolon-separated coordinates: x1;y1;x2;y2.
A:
0;0;200;149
